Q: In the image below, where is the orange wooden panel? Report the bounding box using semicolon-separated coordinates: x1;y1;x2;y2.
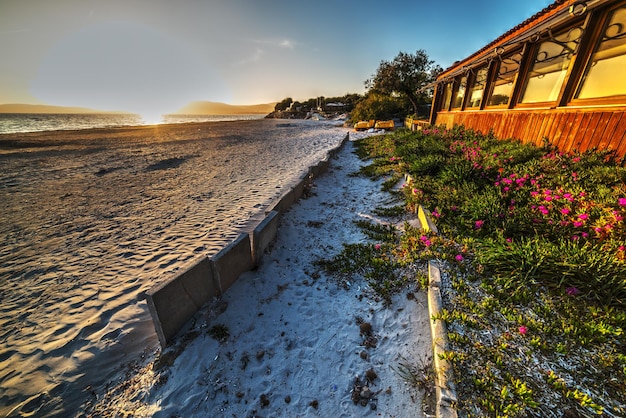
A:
562;112;585;153
571;113;593;153
529;112;544;146
550;113;568;151
579;112;606;153
502;113;515;139
535;112;549;145
597;112;623;153
612;115;626;159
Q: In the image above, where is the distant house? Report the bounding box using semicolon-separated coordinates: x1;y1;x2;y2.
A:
429;0;626;158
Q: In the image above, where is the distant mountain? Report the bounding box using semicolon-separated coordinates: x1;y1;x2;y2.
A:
0;104;127;114
173;101;276;115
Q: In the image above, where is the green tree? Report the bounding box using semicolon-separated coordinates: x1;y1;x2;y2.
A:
366;50;441;117
274;97;293;111
349;92;405;123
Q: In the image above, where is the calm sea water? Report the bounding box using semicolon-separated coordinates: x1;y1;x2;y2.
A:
0;117;348;416
0;113;265;134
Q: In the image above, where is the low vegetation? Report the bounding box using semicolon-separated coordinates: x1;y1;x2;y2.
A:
323;126;626;417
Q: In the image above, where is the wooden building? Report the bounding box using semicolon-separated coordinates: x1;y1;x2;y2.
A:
429;0;626;159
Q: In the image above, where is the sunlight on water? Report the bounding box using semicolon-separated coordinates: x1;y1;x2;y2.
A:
139;112;165;125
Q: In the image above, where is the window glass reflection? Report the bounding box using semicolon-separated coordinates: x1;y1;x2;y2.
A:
488;51;522;106
577;6;626;99
521;24;584;103
441;82;453;111
452;76;467;109
468;67;488;108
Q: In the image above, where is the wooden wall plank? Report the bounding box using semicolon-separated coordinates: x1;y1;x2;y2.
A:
434;108;626;158
579;112;605;153
571;113;593;153
598;112;623;155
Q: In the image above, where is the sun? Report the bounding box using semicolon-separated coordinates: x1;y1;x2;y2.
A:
138;111;165;125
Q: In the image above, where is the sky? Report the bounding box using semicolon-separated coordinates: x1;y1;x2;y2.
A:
0;0;555;117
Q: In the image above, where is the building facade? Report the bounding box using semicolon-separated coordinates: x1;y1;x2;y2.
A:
430;0;626;158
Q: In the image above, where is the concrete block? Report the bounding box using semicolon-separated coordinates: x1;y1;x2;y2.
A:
265;188;295;215
211;233;254;293
309;163;320;179
428;261;458;418
418;205;439;234
317;158;329;175
292;177;307;202
252;210;280;265
145;256;217;347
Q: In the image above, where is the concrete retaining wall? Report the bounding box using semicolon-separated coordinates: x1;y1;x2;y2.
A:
144;256;218;347
144;133;350;347
252;210;280;266
211;233;254;293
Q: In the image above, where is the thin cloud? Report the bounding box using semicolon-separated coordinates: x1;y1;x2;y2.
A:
253;38;297;50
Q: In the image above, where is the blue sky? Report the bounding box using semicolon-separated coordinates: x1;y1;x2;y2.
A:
0;0;554;116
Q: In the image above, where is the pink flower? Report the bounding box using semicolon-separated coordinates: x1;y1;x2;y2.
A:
560;208;571;215
374;244;381;250
619;198;626;207
619;245;625;251
506;238;513;243
455;254;464;262
578;213;589;221
475;220;484;229
572;157;581;163
432;210;441;218
581;232;589;238
518;326;528;335
420;235;432;247
566;287;580;296
573;221;584;228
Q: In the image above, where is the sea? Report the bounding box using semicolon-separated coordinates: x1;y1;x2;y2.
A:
0;113;348;416
0;113;266;135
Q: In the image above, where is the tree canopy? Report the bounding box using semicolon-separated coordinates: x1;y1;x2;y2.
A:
366;50;441;117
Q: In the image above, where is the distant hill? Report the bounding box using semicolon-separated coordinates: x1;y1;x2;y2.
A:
0;104;127;114
173;101;276;115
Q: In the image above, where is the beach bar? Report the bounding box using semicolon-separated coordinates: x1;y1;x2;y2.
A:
428;0;626;158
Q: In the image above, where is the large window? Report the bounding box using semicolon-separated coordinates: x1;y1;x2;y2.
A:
441;82;453;111
576;5;626;99
520;23;585;103
487;51;522;106
468;66;488;108
451;75;467;109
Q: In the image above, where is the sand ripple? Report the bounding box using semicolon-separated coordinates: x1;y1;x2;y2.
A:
0;119;346;416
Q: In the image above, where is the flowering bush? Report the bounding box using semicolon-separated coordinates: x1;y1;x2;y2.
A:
355;126;626;417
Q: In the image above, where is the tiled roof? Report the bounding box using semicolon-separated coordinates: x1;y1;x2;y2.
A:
438;0;569;77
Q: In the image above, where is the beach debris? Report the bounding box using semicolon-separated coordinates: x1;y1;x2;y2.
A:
260;393;270;408
359;321;373;336
208;324;230;343
284;395;291;404
365;368;378;383
351;375;381;407
360;350;369;360
309;399;319;409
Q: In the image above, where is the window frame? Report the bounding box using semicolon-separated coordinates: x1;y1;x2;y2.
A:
450;74;468;110
568;1;626;107
515;18;588;108
466;65;490;109
485;49;524;109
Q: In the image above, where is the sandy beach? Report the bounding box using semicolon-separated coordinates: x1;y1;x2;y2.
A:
0;119;359;416
83;133;433;417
